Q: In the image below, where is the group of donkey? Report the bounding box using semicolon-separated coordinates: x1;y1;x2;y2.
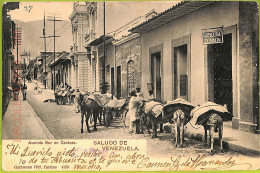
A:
137;99;226;154
54;87;75;105
76;92;226;154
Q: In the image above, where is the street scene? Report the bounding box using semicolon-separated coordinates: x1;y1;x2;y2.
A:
2;1;260;167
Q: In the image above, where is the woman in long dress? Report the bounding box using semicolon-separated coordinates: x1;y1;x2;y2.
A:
127;91;142;134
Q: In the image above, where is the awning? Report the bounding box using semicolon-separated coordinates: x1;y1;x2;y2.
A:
49;51;70;67
89;35;113;46
130;1;213;33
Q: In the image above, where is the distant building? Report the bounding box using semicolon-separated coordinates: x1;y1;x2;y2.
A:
38;52;61;89
20;51;30;67
49;51;70;88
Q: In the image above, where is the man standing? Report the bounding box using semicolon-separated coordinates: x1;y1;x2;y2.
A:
22;84;27;100
127;91;142;134
12;78;21;101
74;88;82;113
136;87;144;98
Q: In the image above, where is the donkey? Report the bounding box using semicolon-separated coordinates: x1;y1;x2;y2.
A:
138;101;165;138
80;95;102;133
202;112;224;154
103;96;128;128
172;109;189;148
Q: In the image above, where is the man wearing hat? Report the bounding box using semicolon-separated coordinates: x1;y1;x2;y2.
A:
74;88;81;113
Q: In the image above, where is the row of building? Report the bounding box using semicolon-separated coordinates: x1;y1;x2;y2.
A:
2;2;20;116
27;1;258;134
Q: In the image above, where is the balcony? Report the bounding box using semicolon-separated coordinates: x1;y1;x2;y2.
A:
70;45;78;52
85;30;96;44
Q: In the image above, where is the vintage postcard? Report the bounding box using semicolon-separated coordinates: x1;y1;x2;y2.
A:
1;1;260;171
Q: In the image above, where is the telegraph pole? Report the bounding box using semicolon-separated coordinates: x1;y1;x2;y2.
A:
48;14;61;92
15;26;22;81
39;11;49;89
103;1;106;94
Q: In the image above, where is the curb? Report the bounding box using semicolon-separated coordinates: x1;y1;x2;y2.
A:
184;131;260;156
25;96;55;139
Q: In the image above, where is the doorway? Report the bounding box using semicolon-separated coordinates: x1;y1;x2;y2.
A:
173;44;188;100
111;67;114;95
151;52;161;99
208;34;233;114
117;66;121;98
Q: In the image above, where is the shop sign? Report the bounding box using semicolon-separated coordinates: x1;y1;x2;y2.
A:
202;27;223;44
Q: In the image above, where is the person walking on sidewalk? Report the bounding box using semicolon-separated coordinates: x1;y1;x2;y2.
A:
22;84;27;100
74;88;82;113
12;78;21;101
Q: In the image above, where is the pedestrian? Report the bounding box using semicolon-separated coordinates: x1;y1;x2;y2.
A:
34;81;38;90
74;88;81;113
136;87;144;98
60;82;64;88
12;78;21;101
148;90;155;100
126;90;142;134
22;84;27;100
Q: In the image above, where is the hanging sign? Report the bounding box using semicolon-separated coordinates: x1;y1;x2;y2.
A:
202;27;223;44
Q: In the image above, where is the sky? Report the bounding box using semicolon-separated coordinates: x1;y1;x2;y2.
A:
9;1;180;33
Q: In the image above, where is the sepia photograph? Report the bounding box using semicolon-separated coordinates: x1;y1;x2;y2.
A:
2;1;260;171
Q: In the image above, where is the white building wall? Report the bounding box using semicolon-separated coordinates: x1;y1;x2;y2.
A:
141;2;239;105
71;64;76;89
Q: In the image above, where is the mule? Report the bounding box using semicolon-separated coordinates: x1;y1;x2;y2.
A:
172;109;187;148
202;113;224;154
138;101;165;138
104;100;128;128
80;95;103;133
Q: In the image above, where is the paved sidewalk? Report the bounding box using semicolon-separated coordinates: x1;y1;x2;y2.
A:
184;121;260;156
2;91;55;140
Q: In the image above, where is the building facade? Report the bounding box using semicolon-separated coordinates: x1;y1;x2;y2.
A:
131;1;259;133
69;2;92;91
2;2;19;115
83;2;105;92
85;2;158;97
49;52;70;88
112;10;158;98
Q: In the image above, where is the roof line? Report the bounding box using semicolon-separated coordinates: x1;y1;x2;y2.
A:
130;1;188;32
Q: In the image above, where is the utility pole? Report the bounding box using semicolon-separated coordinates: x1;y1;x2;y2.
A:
48;14;61;92
15;26;22;81
40;11;49;89
39;11;49;89
103;1;106;94
28;50;30;62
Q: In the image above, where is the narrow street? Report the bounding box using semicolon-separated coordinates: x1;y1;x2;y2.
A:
25;82;248;158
